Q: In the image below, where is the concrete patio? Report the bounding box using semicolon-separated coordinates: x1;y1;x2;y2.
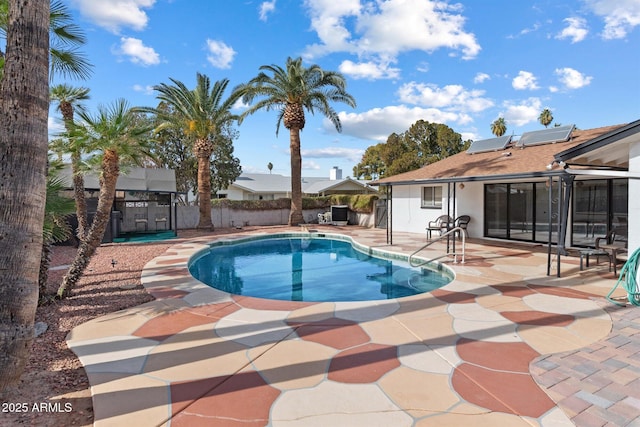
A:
66;226;640;426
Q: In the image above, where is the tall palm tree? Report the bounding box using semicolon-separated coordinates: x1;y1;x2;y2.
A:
0;0;92;81
50;84;90;239
57;99;153;298
137;74;241;229
0;0;50;392
538;108;553;128
491;117;507;137
236;57;356;225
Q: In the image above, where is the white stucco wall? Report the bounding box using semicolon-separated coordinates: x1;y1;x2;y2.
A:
628;141;640;254
389;183;484;238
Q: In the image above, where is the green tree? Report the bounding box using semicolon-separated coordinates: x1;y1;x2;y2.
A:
237;57;356;225
267;162;273;174
0;0;92;81
57;99;154;298
538;108;553;128
210;124;242;195
354;120;469;178
0;0;50;392
50;84;91;239
491;117;507;137
354;143;385;179
138;74;241;229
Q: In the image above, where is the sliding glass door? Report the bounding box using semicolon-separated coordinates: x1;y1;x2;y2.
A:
485;181;558;243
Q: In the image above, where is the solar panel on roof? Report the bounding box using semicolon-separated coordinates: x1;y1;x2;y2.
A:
466;135;512;154
515;124;575;147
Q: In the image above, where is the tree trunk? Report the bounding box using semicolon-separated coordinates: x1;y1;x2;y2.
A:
0;0;50;391
197;152;213;229
289;128;304;226
71;152;88;240
58;152;119;298
39;243;52;301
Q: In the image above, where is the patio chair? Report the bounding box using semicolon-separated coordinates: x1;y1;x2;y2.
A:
155;214;168;230
426;215;452;239
134;213;148;231
454;215;471;239
595;226;628;275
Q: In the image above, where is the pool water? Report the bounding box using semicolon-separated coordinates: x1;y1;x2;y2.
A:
189;236;452;302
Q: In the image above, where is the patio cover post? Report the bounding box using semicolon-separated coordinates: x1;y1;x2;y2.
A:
556;174;575;277
547;177;553;276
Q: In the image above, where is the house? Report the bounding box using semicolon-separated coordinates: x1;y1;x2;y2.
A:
373;120;640;263
218;167;378;200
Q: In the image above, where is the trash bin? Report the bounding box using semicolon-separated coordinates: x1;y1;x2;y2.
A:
331;205;348;226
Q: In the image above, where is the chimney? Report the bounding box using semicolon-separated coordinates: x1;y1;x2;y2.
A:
330;166;342;180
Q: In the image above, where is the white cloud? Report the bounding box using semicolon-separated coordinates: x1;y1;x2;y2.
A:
327;105;470;142
302;147;365;162
48;116;65;137
555;67;593;89
512;71;539;90
338;60;400;80
303;0;480;70
70;0;155;33
118;37;160;66
205;39;236;69
259;0;277;21
397;82;494;113
133;84;155;95
584;0;640;39
474;72;490;84
302;160;321;170
502;97;542;127
556;17;589;43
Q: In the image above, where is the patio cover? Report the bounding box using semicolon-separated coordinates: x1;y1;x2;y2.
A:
58;165;177;193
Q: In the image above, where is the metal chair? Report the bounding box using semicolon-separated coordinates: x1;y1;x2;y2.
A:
134;213;148;231
454;215;471;239
155;214;168;230
426;215;452;239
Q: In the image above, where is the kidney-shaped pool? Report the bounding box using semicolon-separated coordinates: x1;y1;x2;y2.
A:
189;234;453;302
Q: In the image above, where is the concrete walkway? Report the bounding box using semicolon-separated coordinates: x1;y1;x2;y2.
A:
66;226;639;426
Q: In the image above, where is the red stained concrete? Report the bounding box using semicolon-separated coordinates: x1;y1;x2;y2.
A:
329;343;400;383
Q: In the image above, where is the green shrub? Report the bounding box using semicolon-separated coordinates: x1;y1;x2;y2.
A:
212;194;378;213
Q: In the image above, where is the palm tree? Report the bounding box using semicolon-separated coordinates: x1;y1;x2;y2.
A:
40;162;75;302
50;84;90;239
538;108;553;128
491;117;507;137
138;74;241;229
236;57;356;225
0;0;50;392
57;99;153;298
0;0;92;81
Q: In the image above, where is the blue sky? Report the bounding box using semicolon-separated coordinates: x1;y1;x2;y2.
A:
49;0;640;178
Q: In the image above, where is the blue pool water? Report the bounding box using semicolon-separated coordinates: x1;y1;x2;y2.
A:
189;236;452;302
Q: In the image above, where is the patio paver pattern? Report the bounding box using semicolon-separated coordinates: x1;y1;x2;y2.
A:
66;227;640;426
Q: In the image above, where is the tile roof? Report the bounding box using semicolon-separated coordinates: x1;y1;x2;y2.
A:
373;124;626;185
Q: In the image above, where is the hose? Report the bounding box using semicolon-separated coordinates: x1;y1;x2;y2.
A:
607;247;640;307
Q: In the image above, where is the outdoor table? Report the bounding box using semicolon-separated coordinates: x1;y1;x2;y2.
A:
578;248;609;270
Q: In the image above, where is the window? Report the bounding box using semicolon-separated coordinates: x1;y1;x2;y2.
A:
421;186;442;208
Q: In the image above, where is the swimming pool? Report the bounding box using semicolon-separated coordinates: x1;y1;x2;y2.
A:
189;234;453;302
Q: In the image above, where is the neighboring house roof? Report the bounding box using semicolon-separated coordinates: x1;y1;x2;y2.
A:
304;177;377;194
226;173;326;194
223;173;376;195
372;124;627;186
